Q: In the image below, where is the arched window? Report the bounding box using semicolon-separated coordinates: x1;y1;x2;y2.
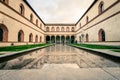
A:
1;0;9;4
66;27;69;32
36;19;38;26
40;36;42;42
40;23;42;28
86;16;89;23
98;1;104;14
61;27;64;31
0;24;8;42
51;27;55;31
29;33;33;42
80;23;81;28
30;14;33;22
20;4;25;16
71;27;74;32
18;30;24;42
35;35;38;42
98;29;105;42
86;34;89;42
46;27;49;31
0;29;3;42
56;27;60;31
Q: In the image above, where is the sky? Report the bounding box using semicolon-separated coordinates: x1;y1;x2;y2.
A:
27;0;94;24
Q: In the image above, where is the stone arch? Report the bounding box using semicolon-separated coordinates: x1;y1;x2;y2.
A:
61;27;64;31
30;14;33;22
36;19;38;26
0;24;8;42
86;16;89;23
61;35;65;43
29;33;33;42
51;27;55;31
46;27;49;31
51;36;55;43
19;3;25;16
71;35;75;43
66;36;70;43
98;29;105;42
66;27;69;32
56;35;60;44
35;35;38;42
18;30;24;42
71;27;74;32
56;27;60;31
46;35;50;43
98;1;104;14
2;0;9;4
40;36;42;42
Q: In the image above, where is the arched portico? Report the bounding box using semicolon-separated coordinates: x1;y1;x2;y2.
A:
56;35;60;44
46;35;50;43
61;36;65;44
71;36;75;43
98;29;105;42
0;24;8;42
45;35;75;44
51;36;55;43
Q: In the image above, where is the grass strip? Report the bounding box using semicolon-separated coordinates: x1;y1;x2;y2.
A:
0;44;50;52
112;49;120;53
71;44;120;49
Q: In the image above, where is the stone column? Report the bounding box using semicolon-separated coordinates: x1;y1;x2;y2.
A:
69;36;71;44
50;35;51;43
65;35;66;44
60;35;61;44
55;35;56;44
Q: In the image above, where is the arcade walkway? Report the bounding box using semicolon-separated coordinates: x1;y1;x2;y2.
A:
0;44;120;80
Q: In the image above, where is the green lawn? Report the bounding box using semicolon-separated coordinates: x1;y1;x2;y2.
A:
71;44;120;49
0;44;50;52
112;49;120;53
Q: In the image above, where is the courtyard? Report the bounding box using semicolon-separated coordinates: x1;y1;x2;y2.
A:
0;44;120;80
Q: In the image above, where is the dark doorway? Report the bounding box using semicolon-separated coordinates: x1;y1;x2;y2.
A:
71;36;75;43
99;29;105;42
46;36;50;43
0;28;3;41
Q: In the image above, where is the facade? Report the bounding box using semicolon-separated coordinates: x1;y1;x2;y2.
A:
0;0;120;47
0;0;45;46
75;0;120;43
45;24;75;43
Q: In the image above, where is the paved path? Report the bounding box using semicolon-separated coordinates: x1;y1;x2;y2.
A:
0;67;120;80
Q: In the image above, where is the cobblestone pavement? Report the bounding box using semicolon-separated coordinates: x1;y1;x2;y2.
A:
0;44;120;80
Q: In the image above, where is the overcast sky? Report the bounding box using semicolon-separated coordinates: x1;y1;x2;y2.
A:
27;0;94;24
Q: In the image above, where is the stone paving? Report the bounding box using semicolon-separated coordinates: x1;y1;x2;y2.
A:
0;67;120;80
0;44;120;80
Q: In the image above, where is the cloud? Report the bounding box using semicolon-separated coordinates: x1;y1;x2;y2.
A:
27;0;94;23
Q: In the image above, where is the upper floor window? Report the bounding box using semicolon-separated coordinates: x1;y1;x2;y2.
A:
36;19;38;26
66;27;69;32
56;27;60;31
99;1;104;14
1;0;9;4
51;27;55;31
79;23;81;28
71;27;74;32
61;27;64;31
30;14;33;22
86;16;89;23
40;23;42;28
46;27;49;31
20;4;25;16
